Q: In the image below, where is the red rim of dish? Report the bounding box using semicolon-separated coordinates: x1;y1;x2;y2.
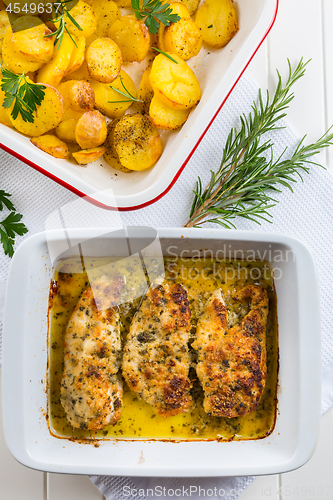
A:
0;0;279;213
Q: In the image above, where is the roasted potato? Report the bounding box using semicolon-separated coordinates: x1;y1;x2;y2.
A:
108;15;150;63
72;146;106;165
66;36;85;75
30;134;70;159
63;60;90;81
37;33;75;87
150;53;201;109
0;10;12;55
149;94;190;130
178;0;200;15
11;16;54;64
164;17;202;60
112;0;131;7
2;27;44;73
55;0;97;38
93;0;120;38
89;69;136;118
103;119;131;172
105;113;163;171
138;65;154;114
55;119;78;143
86;37;122;83
158;2;190;52
75;109;107;149
68;80;95;111
8;84;64;136
195;0;238;48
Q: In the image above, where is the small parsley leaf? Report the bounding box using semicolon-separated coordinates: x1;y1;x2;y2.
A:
0;191;15;212
0;195;28;258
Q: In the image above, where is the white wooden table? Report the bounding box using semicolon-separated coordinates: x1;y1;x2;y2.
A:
1;1;333;498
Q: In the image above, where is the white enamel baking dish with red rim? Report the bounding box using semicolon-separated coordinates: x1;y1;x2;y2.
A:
0;0;279;211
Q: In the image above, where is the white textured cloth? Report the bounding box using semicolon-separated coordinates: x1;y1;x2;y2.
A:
1;74;333;499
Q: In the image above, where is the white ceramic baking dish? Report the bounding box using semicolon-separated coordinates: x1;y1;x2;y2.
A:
0;0;278;211
2;227;321;476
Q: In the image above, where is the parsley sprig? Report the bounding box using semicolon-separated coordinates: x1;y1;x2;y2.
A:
0;63;46;123
46;0;83;48
131;0;180;35
0;191;28;258
185;59;333;228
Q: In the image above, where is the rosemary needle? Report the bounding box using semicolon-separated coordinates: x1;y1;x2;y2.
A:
109;76;142;104
152;47;178;63
185;58;333;229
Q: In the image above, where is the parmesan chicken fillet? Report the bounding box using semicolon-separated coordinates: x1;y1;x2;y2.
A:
122;281;192;416
60;273;125;431
193;285;269;418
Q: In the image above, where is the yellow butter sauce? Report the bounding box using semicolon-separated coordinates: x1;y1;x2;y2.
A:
49;256;278;441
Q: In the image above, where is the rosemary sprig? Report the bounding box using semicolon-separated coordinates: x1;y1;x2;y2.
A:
152;47;178;63
132;0;180;35
0;62;46;123
46;0;83;48
185;59;333;228
109;75;142;104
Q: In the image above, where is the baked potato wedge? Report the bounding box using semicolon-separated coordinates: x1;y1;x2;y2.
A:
93;0;120;38
55;119;78;143
195;0;238;48
105;113;163;171
89;69;136;118
30;134;70;159
72;146;106;165
149;94;190;130
86;37;122;83
66;36;85;75
8;84;64;136
150;53;201;109
164;17;202;60
138;65;154;114
108;15;150;63
37;33;75;87
75;109;107;149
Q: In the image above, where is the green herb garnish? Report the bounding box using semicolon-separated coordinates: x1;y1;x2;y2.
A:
0;191;28;258
109;75;142;104
152;47;178;63
185;59;333;228
46;0;83;48
0;62;46;123
131;0;181;35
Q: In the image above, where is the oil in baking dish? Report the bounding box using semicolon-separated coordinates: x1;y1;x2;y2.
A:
48;256;278;441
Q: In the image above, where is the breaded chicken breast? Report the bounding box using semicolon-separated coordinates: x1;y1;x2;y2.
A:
60;273;125;431
193;285;269;418
122;281;192;416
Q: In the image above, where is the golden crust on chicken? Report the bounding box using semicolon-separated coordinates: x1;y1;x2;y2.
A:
193;285;269;418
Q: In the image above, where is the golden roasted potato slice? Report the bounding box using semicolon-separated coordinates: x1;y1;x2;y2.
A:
195;0;238;48
138;65;154;114
56;119;78;143
164;17;202;60
0;78;12;127
75;110;107;149
30;134;70;159
108;15;150;63
2;28;44;73
37;33;75;87
89;69;136;118
86;38;122;83
66;36;85;75
63;60;90;81
72;146;106;165
55;0;97;38
112;0;131;7
108;113;163;171
149;94;190;130
178;0;200;15
93;0;120;37
103;119;131;172
8;84;64;136
11;16;54;64
150;53;201;109
0;10;12;55
68;80;95;111
157;2;189;52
